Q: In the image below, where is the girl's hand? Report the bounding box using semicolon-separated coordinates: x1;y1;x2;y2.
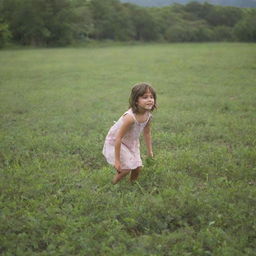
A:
115;161;121;173
148;151;154;158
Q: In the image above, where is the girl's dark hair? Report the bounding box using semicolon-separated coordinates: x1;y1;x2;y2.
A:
129;82;157;113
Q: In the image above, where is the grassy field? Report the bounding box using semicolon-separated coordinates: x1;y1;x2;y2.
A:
0;43;256;255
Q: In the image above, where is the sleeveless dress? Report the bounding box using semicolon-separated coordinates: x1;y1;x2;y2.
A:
102;109;152;170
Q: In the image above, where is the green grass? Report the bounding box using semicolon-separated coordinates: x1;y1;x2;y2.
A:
0;43;256;255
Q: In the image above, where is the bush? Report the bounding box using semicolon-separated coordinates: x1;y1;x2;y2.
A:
213;26;234;41
233;12;256;42
0;22;11;47
165;21;213;42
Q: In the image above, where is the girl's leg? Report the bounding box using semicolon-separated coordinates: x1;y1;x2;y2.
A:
112;169;131;185
130;167;141;182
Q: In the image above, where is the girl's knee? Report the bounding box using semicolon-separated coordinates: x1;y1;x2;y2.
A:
120;169;131;176
133;167;141;173
130;167;142;181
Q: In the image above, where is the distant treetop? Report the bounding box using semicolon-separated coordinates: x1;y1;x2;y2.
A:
120;0;256;8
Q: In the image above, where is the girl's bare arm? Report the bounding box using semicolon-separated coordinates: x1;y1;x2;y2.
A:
143;120;153;157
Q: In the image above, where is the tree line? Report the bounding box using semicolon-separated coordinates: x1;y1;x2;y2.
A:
0;0;256;47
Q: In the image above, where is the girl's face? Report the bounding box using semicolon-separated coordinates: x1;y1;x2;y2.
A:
136;89;155;111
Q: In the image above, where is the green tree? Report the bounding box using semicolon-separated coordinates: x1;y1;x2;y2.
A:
184;2;214;21
184;2;242;27
130;6;159;41
213;26;233;41
90;0;135;41
0;0;254;45
2;0;46;45
206;6;242;27
108;2;136;41
0;0;11;47
149;5;180;40
70;3;94;41
233;10;256;42
0;22;11;47
42;0;75;46
165;20;213;42
1;0;75;46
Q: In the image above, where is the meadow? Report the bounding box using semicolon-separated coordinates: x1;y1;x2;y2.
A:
0;43;256;255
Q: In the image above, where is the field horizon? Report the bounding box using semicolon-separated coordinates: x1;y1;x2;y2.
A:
0;43;256;255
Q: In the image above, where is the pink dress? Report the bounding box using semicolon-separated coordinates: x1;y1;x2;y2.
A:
102;109;152;170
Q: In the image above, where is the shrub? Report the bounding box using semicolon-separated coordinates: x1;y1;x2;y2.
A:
213;26;234;41
0;22;11;47
233;12;256;42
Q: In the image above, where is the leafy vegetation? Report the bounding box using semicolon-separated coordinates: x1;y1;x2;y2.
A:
121;0;256;8
0;43;256;255
0;0;256;47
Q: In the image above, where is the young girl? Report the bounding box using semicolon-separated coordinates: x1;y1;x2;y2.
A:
102;82;157;185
